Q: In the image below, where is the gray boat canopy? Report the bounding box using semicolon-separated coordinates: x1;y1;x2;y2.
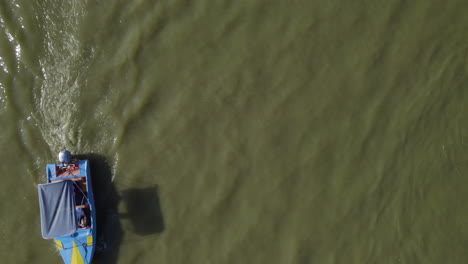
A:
38;180;77;239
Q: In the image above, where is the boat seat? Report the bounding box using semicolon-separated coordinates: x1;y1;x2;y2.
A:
71;177;85;181
51;179;64;183
51;177;84;183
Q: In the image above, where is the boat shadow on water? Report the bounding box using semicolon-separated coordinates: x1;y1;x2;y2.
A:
74;154;165;264
121;185;165;235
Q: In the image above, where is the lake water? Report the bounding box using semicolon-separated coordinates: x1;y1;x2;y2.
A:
0;0;468;263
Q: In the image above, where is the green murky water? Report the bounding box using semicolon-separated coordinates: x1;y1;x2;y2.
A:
0;0;467;263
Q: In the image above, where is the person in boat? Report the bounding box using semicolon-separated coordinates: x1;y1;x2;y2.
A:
76;207;87;228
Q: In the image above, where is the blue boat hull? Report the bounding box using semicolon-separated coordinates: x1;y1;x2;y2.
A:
46;159;96;264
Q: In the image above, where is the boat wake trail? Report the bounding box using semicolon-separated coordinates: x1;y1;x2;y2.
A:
29;1;121;183
33;0;91;154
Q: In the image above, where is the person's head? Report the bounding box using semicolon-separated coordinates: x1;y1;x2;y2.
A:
79;217;86;228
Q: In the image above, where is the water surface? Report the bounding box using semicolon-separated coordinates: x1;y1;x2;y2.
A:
0;0;467;263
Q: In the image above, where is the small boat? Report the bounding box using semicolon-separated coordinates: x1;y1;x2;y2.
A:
38;150;96;264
